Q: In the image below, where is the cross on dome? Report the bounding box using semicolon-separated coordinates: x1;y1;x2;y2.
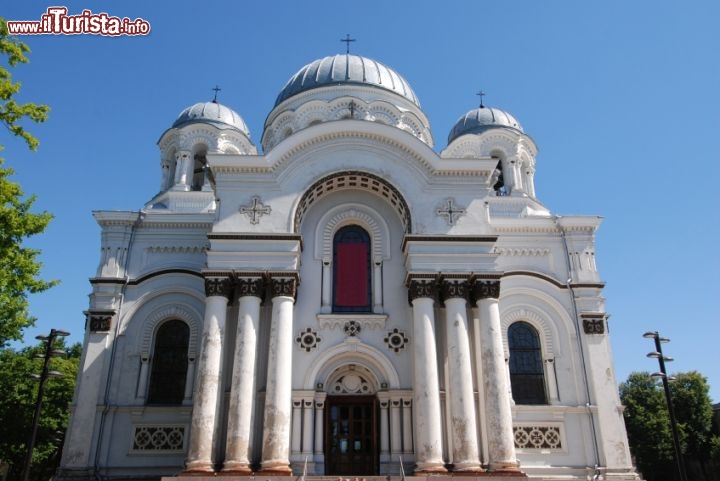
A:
212;85;221;103
476;90;486;108
340;34;356;54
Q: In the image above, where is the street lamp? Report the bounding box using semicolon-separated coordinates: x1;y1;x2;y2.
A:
643;331;687;481
21;329;70;481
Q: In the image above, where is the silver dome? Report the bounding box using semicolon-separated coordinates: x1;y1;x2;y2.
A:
274;54;420;107
172;101;250;135
448;106;522;144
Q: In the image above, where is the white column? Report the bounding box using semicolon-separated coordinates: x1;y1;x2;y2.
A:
302;399;314;456
314;394;326;462
136;355;149;400
442;279;482;473
223;278;263;474
184;277;232;474
183;356;196;403
373;256;383;313
173;150;192;191
291;399;302;455
408;279;446;473
377;394;390;462
402;400;413;454
474;279;521;473
390;398;402;456
321;258;331;313
545;358;559;404
259;276;297;475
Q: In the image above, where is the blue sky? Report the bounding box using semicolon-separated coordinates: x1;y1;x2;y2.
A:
4;1;719;402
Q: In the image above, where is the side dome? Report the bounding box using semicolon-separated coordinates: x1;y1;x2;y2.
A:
172;100;251;136
448;106;522;144
274;54;421;107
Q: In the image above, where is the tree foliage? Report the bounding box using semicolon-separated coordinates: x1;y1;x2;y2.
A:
620;371;720;481
0;340;81;481
0;17;55;347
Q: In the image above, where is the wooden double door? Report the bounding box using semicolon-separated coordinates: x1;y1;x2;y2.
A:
325;395;378;475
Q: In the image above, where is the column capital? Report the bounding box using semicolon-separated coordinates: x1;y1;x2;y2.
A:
440;278;470;302
236;277;265;299
204;276;233;299
269;275;298;300
472;278;501;301
407;278;439;304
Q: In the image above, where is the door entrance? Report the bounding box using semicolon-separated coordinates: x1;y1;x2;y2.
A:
325;395;378;475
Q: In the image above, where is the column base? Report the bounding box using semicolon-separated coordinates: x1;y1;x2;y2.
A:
415;465;448;475
220;462;253;475
256;465;292;476
182;460;215;475
451;464;486;475
488;461;523;474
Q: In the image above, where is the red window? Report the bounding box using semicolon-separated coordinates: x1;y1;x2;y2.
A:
333;225;371;312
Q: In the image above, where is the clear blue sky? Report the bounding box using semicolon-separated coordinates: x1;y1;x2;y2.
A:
4;1;719;402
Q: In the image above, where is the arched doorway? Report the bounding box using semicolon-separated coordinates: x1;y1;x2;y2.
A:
324;367;378;476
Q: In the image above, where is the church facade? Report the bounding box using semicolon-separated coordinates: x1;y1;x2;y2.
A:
57;54;639;481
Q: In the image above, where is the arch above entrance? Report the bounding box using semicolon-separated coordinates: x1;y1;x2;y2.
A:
293;171;412;234
303;339;400;390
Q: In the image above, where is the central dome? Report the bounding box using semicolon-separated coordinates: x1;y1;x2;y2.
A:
274;54;420;107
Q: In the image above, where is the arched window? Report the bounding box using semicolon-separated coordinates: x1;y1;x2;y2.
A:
508;321;548;405
147;319;189;405
333;225;371;312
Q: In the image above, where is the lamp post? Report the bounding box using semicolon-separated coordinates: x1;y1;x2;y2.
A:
643;331;687;481
21;328;70;481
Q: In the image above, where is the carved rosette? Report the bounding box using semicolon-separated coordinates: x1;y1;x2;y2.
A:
407;278;439;304
472;279;501;301
440;279;469;301
296;327;321;352
269;277;298;300
236;277;264;299
204;277;233;299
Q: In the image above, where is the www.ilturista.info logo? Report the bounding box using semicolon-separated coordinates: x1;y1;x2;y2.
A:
7;7;150;36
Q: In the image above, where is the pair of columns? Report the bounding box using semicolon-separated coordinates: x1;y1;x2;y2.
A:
184;274;298;475
408;276;520;474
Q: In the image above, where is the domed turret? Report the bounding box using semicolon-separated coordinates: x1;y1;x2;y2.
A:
447;105;522;144
274;54;420;107
263;54;432;151
173;100;251;136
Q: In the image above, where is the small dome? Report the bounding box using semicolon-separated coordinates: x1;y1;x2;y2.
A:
448;106;522;144
274;54;420;107
172;101;250;136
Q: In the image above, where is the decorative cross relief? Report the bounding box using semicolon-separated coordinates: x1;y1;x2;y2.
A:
436;198;466;225
239;196;271;224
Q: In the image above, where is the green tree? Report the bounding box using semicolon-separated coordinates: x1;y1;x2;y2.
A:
670;372;718;480
0;340;81;481
0;16;55;347
620;372;675;481
620;371;720;481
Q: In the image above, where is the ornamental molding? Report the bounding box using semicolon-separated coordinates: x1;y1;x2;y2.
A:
146;245;206;255
501;308;555;355
316;203;390;261
131;425;187;452
87;310;115;333
239;196;272;225
513;424;563;451
204;277;234;299
295;171;412;234
494;247;551;257
140;305;201;359
317;314;388;331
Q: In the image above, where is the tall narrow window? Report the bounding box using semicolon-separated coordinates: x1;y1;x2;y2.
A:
147;319;189;405
508;321;548;405
333;225;371;312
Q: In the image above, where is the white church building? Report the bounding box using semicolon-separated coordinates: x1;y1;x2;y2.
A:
56;53;639;481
